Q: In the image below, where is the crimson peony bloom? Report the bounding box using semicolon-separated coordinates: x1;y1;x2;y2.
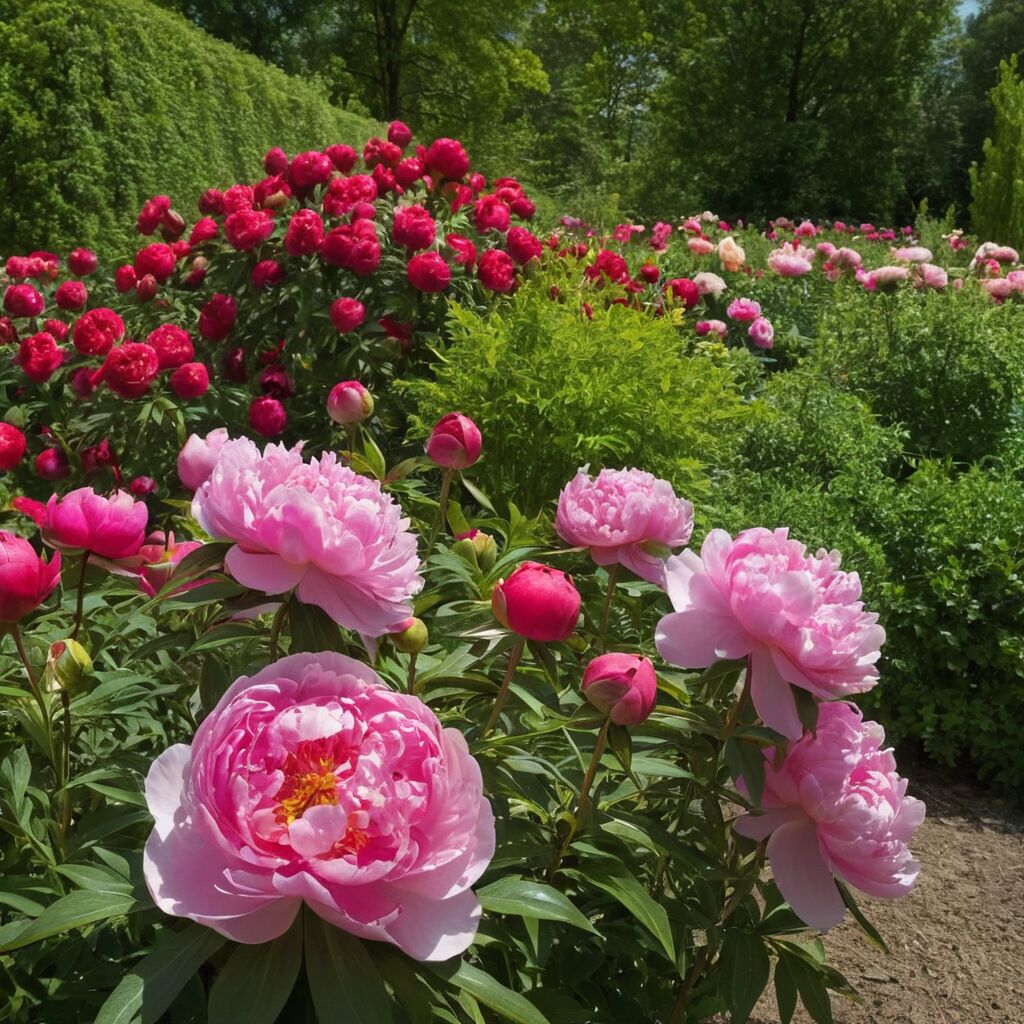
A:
54;281;87;311
321;221;381;276
474;195;511;234
556;466;694;585
424;137;469;181
284;209;324;257
251;260;285;289
288;151;333;194
75;311;118;360
582;653;657;726
656;528;884;739
16;332;64;382
734;702;924;931
192;438;422;636
170;362;210;400
0;532;61;622
329;297;365;334
446;233;477;268
0;423;27;471
115;265;137;293
263;146;289;175
492;562;580;642
96;343;160;399
248;397;288;437
4;284;45;318
392;204;436;251
224;209;274;251
134;243;177;283
505;227;543;266
425;413;481;469
325;144;357;172
143;651;493;957
477;249;516;293
198;294;237;342
407;252;451;292
68;247;97;276
388;120;413;147
189;217;219;245
35;447;70;480
146;324;194;370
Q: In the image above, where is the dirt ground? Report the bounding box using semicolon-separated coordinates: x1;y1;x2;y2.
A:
750;759;1024;1024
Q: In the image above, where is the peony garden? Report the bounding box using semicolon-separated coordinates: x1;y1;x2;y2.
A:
2;2;1024;1023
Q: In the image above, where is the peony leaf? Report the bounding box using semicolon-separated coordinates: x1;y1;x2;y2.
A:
0;889;143;952
429;959;552;1024
478;875;598;934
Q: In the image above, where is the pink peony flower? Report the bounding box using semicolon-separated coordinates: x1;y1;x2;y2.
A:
425;413;482;470
693;272;726;297
687;237;714;256
178;428;230;491
655;528;884;738
914;263;948;290
767;247;813;277
555;466;694;584
327;381;374;425
42;488;148;559
734;702;924;931
582;652;657;726
0;531;61;622
192;438;422;637
137;532;205;597
892;246;932;264
143;651;494;958
0;423;27;471
867;266;909;292
726;297;761;322
695;319;728;338
748;317;774;349
491;562;580;642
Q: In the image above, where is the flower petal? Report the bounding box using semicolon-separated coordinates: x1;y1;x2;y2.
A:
766;819;845;931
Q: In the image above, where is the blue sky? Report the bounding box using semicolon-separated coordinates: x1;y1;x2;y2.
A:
960;0;980;16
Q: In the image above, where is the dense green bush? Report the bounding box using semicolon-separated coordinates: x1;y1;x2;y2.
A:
869;460;1024;789
815;287;1024;464
399;288;753;512
0;0;379;255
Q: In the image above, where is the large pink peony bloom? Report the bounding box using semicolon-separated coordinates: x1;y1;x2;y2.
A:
734;701;924;931
192;438;422;637
555;467;694;584
655;528;883;738
144;651;494;959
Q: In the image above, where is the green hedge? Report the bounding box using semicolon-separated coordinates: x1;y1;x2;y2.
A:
0;0;379;256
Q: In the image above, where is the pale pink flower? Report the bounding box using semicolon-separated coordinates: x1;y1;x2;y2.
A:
650;221;672;251
981;277;1013;302
865;265;909;292
914;263;948;290
192;438;422;637
655;528;884;738
1006;270;1024;293
891;245;932;263
688;237;714;256
971;242;1019;269
178;428;230;491
734;701;924;931
144;651;494;958
795;219;817;238
556;466;694;585
693;271;727;297
695;319;728;338
767;246;813;277
815;241;836;259
726;297;761;322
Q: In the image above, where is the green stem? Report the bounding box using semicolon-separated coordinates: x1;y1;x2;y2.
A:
668;947;709;1024
59;688;72;840
9;624;46;718
722;656;752;737
597;563;619;652
481;635;526;737
424;469;454;556
71;552;89;642
269;598;289;661
406;652;418;694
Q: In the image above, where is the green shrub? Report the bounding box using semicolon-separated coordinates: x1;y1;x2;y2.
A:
0;0;379;254
815;287;1024;464
869;460;1024;790
398;286;752;511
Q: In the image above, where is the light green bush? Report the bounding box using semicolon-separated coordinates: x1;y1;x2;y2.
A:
0;0;380;255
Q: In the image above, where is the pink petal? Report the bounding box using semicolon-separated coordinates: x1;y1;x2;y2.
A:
225;547;306;594
207;897;302;944
656;606;750;668
750;646;803;739
734;805;804;842
383;886;482;961
145;744;191;836
767;819;845;931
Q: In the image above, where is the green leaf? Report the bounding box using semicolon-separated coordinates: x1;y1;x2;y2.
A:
94;922;226;1024
793;688;819;734
837;880;889;953
289;599;345;654
723;737;766;806
697;658;746;703
783;953;835;1024
362;434;387;480
200;655;232;715
459;475;495;512
430;959;551;1024
303;910;393;1023
208;915;303;1024
445;499;472;537
0;889;141;952
719;930;770;1023
774;955;798;1024
565;859;675;962
168;542;231;583
607;723;632;774
478;876;598;933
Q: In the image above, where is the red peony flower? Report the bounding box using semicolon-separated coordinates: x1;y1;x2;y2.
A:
474;195;511;233
54;280;87;311
393;204;436;251
446;233;477;268
72;308;124;356
248;396;287;437
115;265;137;293
68;248;97;276
170;362;210;400
97;343;160;399
506;227;543;266
224;209;274;251
134;243;177;283
288;151;333;194
388;120;413;148
198;294;238;342
137;195;171;235
147;324;194;369
16;332;64;382
325;144;357;173
284;209;325;256
477;249;516;293
251;260;285;289
407;252;452;293
0;423;27;471
189;217;219;245
329;297;366;333
4;284;44;318
198;189;225;215
424;138;469;181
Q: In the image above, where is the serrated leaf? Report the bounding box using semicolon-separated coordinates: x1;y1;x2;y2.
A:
478;876;597;933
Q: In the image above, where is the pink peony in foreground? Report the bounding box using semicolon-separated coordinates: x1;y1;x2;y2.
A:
655;528;884;738
192;438;422;637
734;701;924;931
555;466;694;584
144;651;494;958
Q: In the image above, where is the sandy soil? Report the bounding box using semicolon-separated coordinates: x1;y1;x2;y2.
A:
750;760;1024;1024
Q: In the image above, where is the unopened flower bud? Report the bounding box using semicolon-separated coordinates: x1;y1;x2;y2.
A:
392;617;428;653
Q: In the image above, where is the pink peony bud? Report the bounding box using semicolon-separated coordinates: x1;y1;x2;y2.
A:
329;297;366;333
35;447;69;480
327;381;374;425
68;248;97;276
177;428;230;491
491;561;580;642
582;652;657;726
0;531;62;622
425;413;482;469
249;396;287;437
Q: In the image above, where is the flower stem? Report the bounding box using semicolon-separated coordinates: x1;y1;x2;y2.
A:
597;563;619;652
406;652;418;694
269;599;289;661
58;687;72;839
9;624;45;716
723;655;752;737
424;469;454;556
71;552;89;642
481;635;526;737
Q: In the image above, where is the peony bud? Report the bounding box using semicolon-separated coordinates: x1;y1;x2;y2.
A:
454;529;497;571
491;561;580;642
0;423;27;471
35;447;69;480
581;652;657;726
391;616;428;653
327;381;373;425
0;531;62;622
426;412;482;470
45;639;93;694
